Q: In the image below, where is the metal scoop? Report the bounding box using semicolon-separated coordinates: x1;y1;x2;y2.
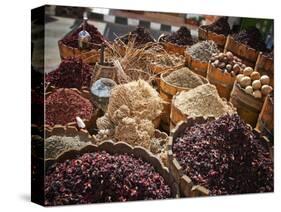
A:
78;12;91;49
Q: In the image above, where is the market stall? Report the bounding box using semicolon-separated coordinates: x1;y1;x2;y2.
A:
31;6;274;205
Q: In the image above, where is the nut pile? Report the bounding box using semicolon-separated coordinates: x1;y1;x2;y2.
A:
210;51;246;76
201;16;230;36
173;114;273;195
46;58;92;89
164;67;204;88
45;151;172;205
187;40;220;62
45;135;92;159
162;26;194;46
174;84;235;118
236;67;273;98
46;89;94;126
61;22;105;50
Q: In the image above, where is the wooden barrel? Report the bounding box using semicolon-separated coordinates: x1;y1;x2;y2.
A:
58;40;99;64
255;52;274;87
224;35;259;67
256;94;274;142
45;140;180;198
198;26;227;51
185;51;209;77
207;63;236;100
159;71;208;132
230;82;264;127
169;93;234;131
167;116;272;197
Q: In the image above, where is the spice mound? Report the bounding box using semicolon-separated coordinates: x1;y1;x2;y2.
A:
187;40;219;62
232;27;266;51
45;151;172;205
202;16;230;36
174;84;234;118
121;27;155;47
46;89;93;126
46;58;92;89
173;114;273;195
45;135;91;159
164;67;204;88
61;22;105;49
162;26;194;46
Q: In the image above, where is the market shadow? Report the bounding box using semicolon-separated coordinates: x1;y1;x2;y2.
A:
19;193;31;202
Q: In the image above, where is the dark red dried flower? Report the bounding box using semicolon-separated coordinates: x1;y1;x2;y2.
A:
45;151;171;205
173;114;273;195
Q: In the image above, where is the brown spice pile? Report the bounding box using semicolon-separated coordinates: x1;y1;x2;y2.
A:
46;89;93;126
174;84;234;118
164;67;204;88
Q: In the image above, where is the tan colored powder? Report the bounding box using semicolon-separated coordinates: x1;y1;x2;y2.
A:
164;67;204;88
174;84;235;118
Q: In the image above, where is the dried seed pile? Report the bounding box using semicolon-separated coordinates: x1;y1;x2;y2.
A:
121;27;155;47
46;89;93;126
162;26;194;46
174;84;234;117
46;58;92;89
61;22;105;49
164;67;204;88
45;151;171;205
202;17;230;36
232;27;266;51
187;40;219;62
45;135;91;159
173;114;273;195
